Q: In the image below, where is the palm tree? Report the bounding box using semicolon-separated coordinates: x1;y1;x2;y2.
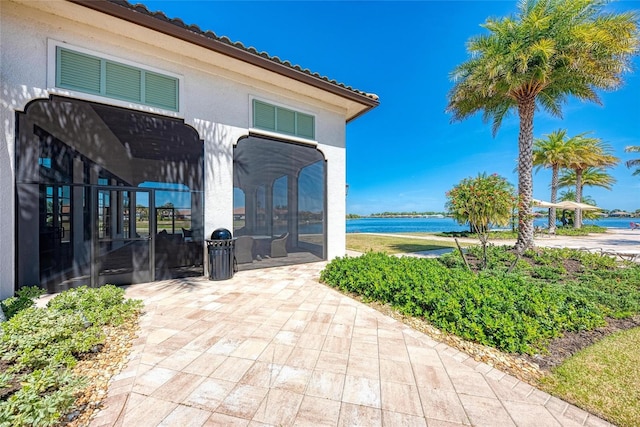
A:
558;166;617;193
625;146;640;176
446;0;638;252
533;129;579;233
562;137;618;228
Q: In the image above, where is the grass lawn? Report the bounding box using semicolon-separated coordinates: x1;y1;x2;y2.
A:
346;233;464;254
542;327;640;427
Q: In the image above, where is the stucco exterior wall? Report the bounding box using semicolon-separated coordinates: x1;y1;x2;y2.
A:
0;0;352;298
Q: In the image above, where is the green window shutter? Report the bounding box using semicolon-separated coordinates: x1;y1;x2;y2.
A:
254;100;276;130
56;47;180;111
296;113;315;139
145;72;178;110
57;48;101;94
253;100;315;139
276;107;295;135
105;62;141;102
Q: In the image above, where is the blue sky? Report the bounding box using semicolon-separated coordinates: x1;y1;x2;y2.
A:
138;0;640;215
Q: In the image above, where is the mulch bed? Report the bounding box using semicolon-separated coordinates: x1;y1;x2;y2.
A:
61;317;140;426
529;315;640;370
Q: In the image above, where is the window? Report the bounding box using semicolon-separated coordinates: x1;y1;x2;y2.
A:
56;47;179;111
253;100;315;140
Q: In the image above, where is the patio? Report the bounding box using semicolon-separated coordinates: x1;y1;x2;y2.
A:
89;262;611;426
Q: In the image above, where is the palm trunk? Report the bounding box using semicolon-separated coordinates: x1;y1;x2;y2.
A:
549;165;558;233
515;99;535;253
575;169;583;228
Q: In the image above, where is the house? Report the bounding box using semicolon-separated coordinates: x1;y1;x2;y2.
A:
0;0;378;298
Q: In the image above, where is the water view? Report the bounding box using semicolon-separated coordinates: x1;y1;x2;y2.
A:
346;217;640;234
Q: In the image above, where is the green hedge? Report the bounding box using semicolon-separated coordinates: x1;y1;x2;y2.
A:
554;225;607;236
321;252;607;354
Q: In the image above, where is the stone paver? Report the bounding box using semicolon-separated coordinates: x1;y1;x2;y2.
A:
90;262;613;426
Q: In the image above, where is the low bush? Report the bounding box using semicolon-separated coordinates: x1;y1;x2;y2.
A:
1;307;105;371
444;246;640;317
321;252;605;354
0;367;84;427
47;285;141;326
566;269;640;319
0;285;142;427
0;286;45;320
554;225;607;236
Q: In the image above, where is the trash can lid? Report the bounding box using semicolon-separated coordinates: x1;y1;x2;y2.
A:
211;228;232;240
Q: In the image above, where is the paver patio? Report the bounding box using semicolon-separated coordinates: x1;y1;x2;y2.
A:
89;262;612;426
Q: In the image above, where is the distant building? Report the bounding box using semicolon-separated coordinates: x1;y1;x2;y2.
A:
609;211;632;217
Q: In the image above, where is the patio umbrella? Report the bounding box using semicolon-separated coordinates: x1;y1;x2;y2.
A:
532;199;564;208
555;201;601;211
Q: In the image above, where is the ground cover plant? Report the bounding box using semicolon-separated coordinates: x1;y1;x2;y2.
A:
0;286;45;320
321;247;640;355
553;225;607;236
0;286;142;427
324;252;599;354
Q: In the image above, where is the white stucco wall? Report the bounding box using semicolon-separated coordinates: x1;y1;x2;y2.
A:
0;0;356;298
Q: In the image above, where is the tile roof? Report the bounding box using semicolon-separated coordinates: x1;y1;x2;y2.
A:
68;0;379;114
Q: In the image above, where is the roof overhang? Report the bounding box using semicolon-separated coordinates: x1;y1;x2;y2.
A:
63;0;379;122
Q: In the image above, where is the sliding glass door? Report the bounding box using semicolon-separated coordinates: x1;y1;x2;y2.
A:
96;187;154;285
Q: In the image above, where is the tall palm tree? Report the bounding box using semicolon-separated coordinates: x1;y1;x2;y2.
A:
626;146;640;176
533;129;580;233
562;137;618;228
446;0;638;252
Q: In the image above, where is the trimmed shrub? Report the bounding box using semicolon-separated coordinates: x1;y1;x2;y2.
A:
321;252;607;354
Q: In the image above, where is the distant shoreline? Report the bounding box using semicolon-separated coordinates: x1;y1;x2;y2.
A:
348;214;448;219
346;216;640;234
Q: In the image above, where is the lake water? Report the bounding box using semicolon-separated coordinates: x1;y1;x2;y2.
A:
346;217;639;234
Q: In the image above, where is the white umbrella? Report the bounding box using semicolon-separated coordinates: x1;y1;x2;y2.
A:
555;201;601;211
533;199;564;208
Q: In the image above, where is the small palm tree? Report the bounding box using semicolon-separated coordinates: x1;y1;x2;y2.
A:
558;166;617;192
533;129;580;233
625;146;640;176
562;136;618;228
446;0;638;252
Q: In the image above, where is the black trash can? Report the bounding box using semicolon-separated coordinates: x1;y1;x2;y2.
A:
206;228;236;280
